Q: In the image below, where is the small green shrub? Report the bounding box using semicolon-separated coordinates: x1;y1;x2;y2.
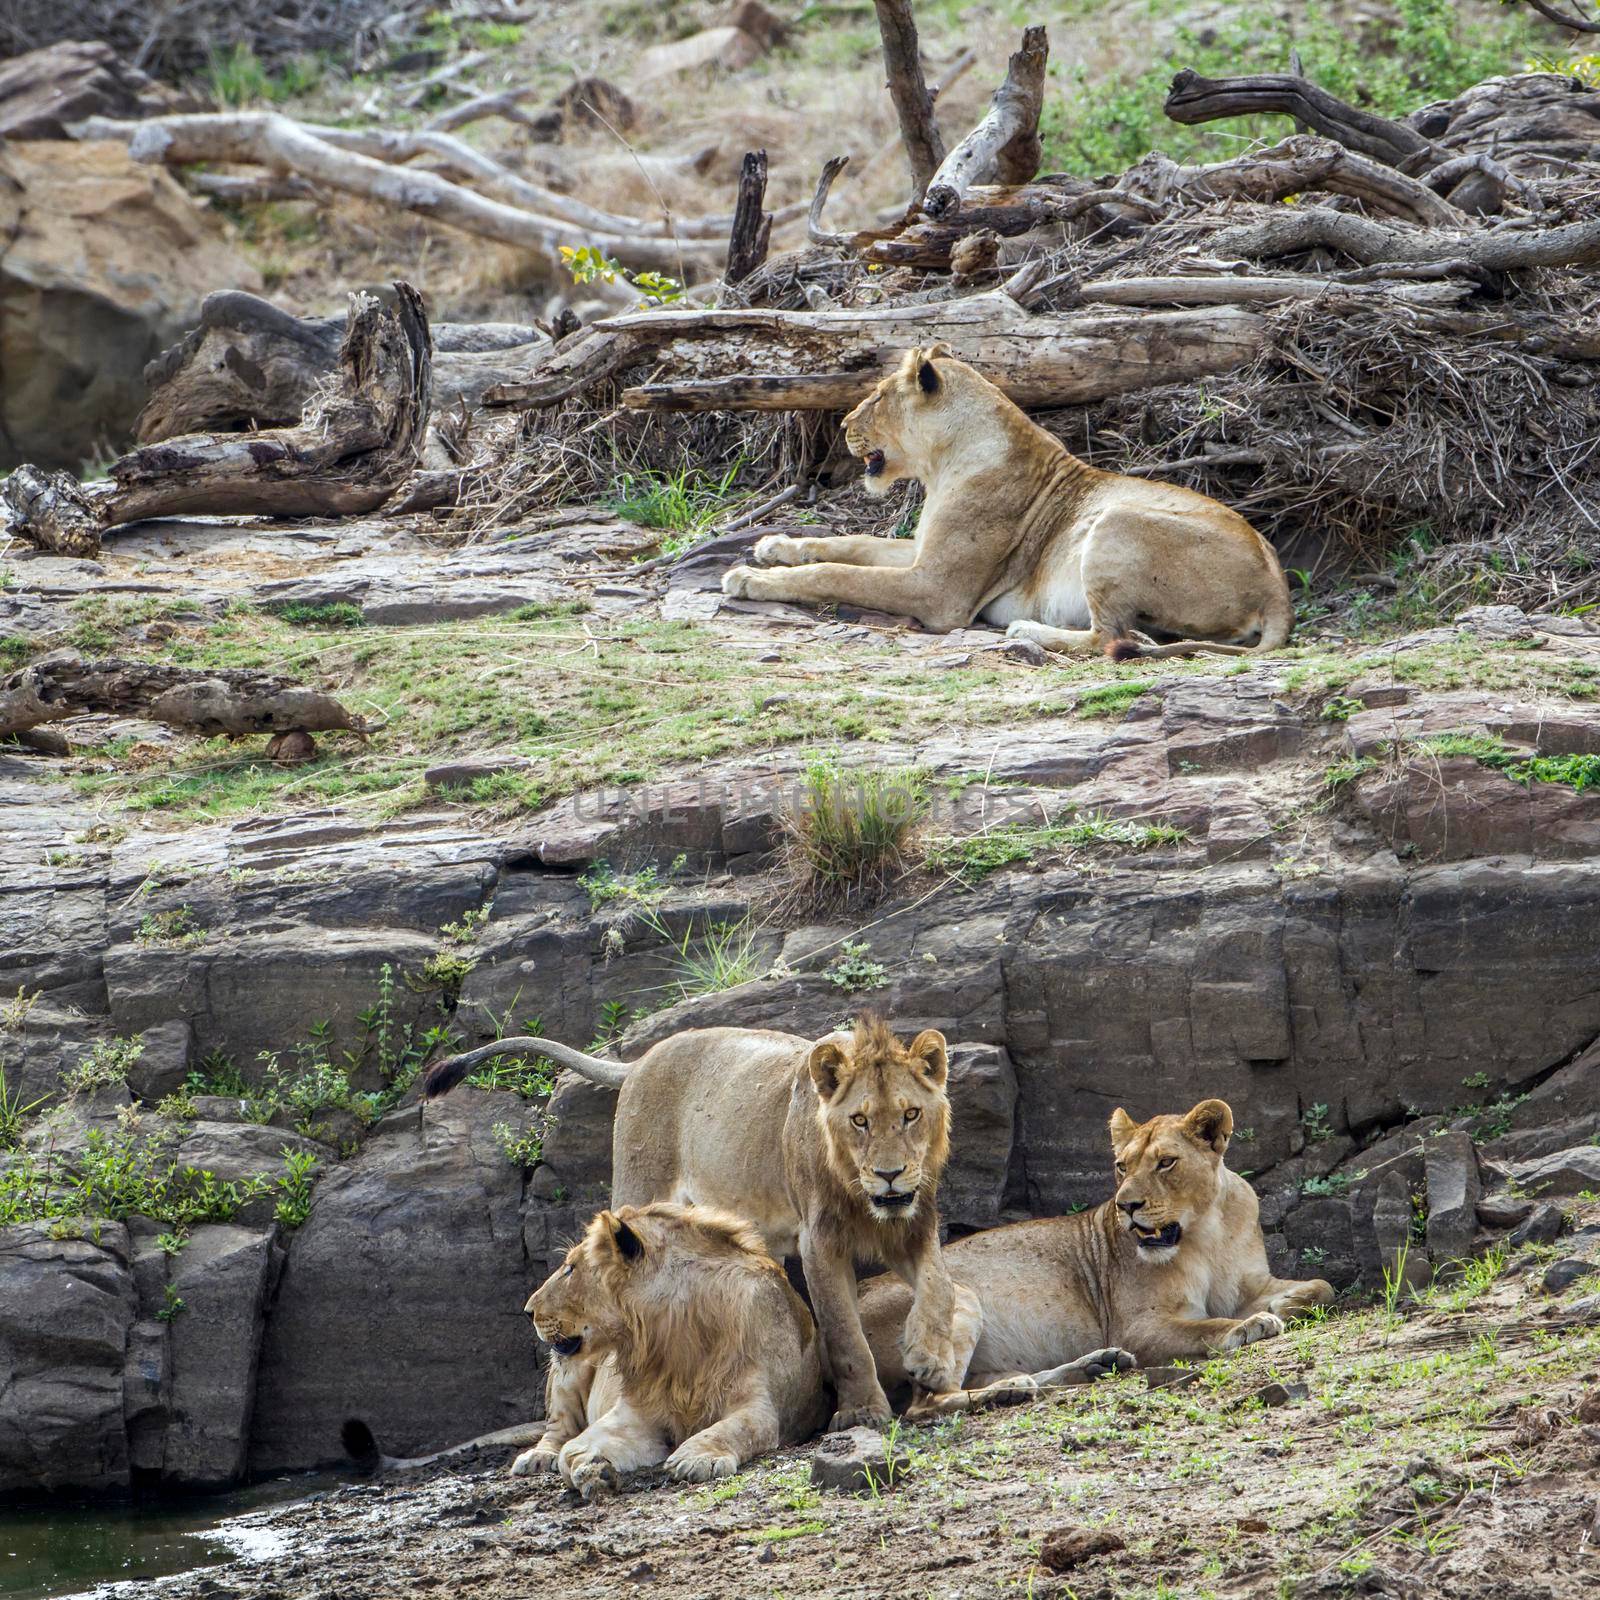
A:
493;1118;547;1169
157;1284;187;1322
825;941;889;994
135;906;206;949
63;1037;144;1096
266;601;365;629
1073;681;1153;720
274;1148;320;1228
0;1064;48;1149
609;463;745;558
782;759;928;906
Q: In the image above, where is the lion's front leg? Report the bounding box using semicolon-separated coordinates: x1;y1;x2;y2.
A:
1128;1311;1285;1361
721;562;969;633
513;1348;602;1476
557;1396;670;1502
665;1388;780;1483
895;1227;965;1396
1261;1276;1336;1321
752;533;918;569
801;1226;892;1431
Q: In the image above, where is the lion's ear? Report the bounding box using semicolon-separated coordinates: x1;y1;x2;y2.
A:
1108;1108;1138;1152
916;355;941;396
1182;1099;1234;1154
907;1029;947;1090
809;1039;848;1101
612;1216;644;1261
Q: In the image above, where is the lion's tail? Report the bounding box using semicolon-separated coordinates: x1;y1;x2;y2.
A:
1106;586;1294;662
421;1036;631;1099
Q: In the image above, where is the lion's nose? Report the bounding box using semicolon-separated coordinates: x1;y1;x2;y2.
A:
1118;1198;1144;1216
874;1166;906;1186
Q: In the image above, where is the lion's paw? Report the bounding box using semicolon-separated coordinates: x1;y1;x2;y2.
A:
752;534;802;567
1005;619;1048;641
666;1445;740;1483
558;1443;620;1501
828;1398;892;1433
510;1443;559;1477
1070;1346;1138;1381
902;1335;963;1397
721;564;759;598
1223;1311;1286;1351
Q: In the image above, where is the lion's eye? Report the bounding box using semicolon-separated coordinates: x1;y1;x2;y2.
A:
563;1264;574;1277
904;1107;920;1124
1157;1157;1177;1172
1114;1161;1126;1174
850;1113;869;1130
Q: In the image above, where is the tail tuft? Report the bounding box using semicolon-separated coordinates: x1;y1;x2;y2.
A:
421;1054;471;1099
1107;638;1144;663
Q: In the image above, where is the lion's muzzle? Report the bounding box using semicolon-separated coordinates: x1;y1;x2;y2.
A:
863;448;886;477
548;1333;583;1357
1129;1220;1183;1252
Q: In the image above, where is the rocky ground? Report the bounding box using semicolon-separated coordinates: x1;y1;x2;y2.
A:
6;499;1600;1530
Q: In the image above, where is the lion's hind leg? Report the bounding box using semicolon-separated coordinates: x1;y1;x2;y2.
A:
906;1347;1137;1419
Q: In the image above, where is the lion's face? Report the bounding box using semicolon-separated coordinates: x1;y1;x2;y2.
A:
1107;1099;1234;1265
525;1202;775;1359
809;1015;951;1222
842;343;962;498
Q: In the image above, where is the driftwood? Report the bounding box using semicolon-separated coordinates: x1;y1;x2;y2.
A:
725;149;773;286
0;656;367;742
3;286;432;553
871;0;946;201
73;111;722;276
923;24;1048;220
484;289;1270;414
425;75;638;137
136;290;545;443
860;135;1470;267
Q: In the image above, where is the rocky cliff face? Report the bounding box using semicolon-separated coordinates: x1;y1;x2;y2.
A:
4;518;1600;1493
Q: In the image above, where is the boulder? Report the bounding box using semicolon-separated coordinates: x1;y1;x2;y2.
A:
527;1073;615;1211
248;1089;545;1472
1509;1147;1600;1198
0;1222;135;1492
125;1018;193;1103
636;26;764;84
942;1043;1018;1233
0;41;201;140
1423;1131;1481;1266
1510;1202;1567;1247
810;1425;908;1492
161;1224;278;1485
0;140;260;471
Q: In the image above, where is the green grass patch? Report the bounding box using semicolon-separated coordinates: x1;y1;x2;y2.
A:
1074;680;1153;719
610;463;748;559
781;758;928;906
266;601;365;629
924;813;1189;882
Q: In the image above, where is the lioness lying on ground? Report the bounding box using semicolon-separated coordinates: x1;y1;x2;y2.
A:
517;1201;827;1496
721;345;1293;659
424;1013;969;1431
858;1098;1334;1414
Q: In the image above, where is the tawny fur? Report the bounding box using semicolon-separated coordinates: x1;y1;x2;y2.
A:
858;1098;1335;1415
720;345;1294;659
519;1201;827;1496
429;1015;963;1433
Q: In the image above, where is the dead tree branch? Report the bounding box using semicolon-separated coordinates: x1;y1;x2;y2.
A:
725;149;772;285
923;24;1048;219
0;656;367;741
872;0;946;202
1514;0;1600;31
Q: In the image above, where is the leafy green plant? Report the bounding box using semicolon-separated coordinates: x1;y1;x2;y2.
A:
135;905;206;949
640;912;760;1001
274;1147;320;1228
825;941;889;994
2;986;41;1031
157;1284;187;1322
609;465;746;558
0;1064;48;1149
439;905;492;944
492;1118;547;1168
1320;695;1366;723
561;244;684;307
1301;1172;1351;1197
782;759;928;906
581;856;684;914
155;1230;187;1256
1303;1103;1335;1144
63;1036;144;1095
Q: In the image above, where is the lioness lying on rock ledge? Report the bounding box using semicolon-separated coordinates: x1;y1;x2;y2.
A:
516;1201;827;1496
424;1014;969;1433
722;345;1293;660
859;1098;1334;1415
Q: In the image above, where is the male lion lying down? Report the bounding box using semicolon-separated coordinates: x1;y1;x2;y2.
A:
424;1014;966;1432
518;1201;827;1497
722;345;1293;659
858;1098;1334;1414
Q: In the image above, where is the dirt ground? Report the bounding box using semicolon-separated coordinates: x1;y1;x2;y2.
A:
164;1214;1600;1600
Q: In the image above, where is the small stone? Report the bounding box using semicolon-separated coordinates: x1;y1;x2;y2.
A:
1476;1193;1535;1229
626;1562;654;1583
1454;603;1534;641
1142;1366;1200;1391
809;1426;909;1493
1038;1526;1126;1572
1424;1130;1481;1266
265;729;317;767
756;1543;776;1565
1001;637;1047;666
757;693;792;712
1248;1380;1309;1408
1576;1389;1600;1424
424;755;535;791
1544;1257;1600;1294
1511;1203;1567;1247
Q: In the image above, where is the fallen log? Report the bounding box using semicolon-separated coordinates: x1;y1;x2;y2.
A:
136;290;545;443
3;284;431;552
872;0;946;200
482;291;1269;413
0;655;367;741
923;24;1048;220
